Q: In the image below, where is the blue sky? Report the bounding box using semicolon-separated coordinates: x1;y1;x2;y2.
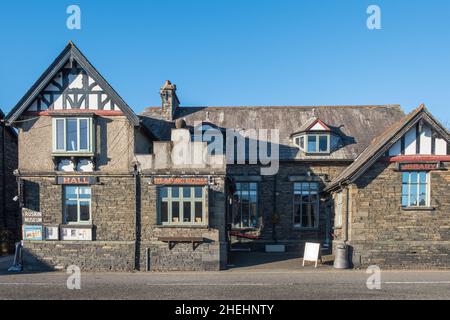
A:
0;0;449;125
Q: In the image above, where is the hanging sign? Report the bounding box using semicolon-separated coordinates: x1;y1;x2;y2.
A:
56;176;97;185
303;242;321;268
153;177;208;185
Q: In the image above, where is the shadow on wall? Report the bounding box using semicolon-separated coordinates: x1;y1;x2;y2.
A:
354;160;391;190
96;117;112;168
23;180;40;212
0;247;56;276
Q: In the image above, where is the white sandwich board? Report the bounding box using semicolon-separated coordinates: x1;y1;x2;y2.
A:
303;242;321;268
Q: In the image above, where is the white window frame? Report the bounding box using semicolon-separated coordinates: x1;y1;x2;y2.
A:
52;117;94;154
307;134;330;154
158;186;207;226
63;185;92;225
401;171;430;208
294;134;331;154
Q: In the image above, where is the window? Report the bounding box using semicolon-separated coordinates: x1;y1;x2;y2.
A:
293;182;319;228
299;136;305;150
63;186;91;224
53;118;93;153
335;192;343;227
294;134;330;154
158;186;206;225
307;134;330;153
308;135;317;152
232;182;258;229
402;172;429;208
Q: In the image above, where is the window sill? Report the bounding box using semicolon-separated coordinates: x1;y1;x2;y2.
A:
60;224;93;229
333;226;343;230
155;224;209;229
401;207;436;212
52;153;95;157
304;152;331;155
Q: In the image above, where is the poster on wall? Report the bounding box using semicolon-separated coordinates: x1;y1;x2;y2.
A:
61;228;92;241
44;226;59;240
23;225;43;241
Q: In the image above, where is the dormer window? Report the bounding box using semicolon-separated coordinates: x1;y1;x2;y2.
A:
294;133;331;154
292;118;333;155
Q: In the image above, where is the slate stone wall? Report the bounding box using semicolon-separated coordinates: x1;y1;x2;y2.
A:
227;163;347;250
139;175;227;271
23;241;135;271
20;175;137;271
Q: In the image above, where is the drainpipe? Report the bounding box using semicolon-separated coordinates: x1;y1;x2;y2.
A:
344;185;349;244
333;183;351;269
133;164;141;271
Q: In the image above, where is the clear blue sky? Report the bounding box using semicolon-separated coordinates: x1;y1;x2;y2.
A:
1;0;449;125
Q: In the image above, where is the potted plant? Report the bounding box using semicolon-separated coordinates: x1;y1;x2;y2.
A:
265;213;285;252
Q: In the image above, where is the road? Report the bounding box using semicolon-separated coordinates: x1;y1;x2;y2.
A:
1;268;450;300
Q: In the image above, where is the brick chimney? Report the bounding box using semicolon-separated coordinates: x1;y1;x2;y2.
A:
160;80;180;121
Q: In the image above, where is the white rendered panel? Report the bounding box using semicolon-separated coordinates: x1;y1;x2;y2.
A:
420;125;432;155
404;127;417;155
435;138;447;155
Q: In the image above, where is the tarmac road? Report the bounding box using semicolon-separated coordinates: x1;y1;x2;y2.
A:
1;268;449;300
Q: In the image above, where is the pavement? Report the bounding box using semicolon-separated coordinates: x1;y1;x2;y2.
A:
1;254;450;300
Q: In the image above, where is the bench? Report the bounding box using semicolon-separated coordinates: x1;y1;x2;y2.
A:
158;237;205;250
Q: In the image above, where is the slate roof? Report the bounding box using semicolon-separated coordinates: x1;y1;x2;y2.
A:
325;104;450;191
140;105;406;161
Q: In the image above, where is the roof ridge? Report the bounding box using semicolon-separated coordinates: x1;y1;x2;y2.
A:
142;104;402;112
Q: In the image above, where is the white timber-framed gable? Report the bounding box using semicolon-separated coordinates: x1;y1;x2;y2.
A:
27;61;118;112
388;119;448;157
6;41;140;126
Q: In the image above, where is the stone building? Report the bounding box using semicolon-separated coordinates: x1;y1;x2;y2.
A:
326;105;450;267
5;42;450;271
0;110;19;255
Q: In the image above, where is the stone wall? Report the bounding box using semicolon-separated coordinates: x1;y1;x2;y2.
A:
139;175;227;271
344;160;450;268
23;241;135;271
20;175;137;271
227;162;348;250
21;176;136;241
